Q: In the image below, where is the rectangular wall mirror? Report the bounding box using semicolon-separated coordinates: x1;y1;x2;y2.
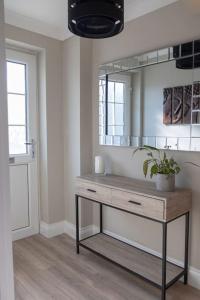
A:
99;39;200;151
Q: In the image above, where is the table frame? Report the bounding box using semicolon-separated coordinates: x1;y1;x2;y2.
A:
75;194;190;300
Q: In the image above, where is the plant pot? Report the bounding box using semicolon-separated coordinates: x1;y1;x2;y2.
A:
156;174;175;192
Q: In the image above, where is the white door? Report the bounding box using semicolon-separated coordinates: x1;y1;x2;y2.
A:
6;49;39;241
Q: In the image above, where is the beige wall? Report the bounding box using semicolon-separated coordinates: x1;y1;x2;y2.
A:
62;37;93;226
92;1;200;270
80;39;94;226
5;24;64;224
62;37;81;225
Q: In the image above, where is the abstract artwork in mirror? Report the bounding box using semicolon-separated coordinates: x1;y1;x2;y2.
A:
99;39;200;151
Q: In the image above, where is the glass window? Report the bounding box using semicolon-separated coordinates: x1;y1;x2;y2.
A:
108;80;125;135
115;82;124;103
7;62;25;94
9;126;26;155
99;78;126;138
8;94;26;125
115;103;124;125
108;81;115;102
108;103;115;125
99;79;106;103
7;61;27;155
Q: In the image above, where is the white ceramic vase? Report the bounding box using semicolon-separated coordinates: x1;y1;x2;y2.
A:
95;156;105;174
156;174;175;192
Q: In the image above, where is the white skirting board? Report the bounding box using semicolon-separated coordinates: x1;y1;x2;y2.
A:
40;220;96;240
40;221;65;238
40;221;200;291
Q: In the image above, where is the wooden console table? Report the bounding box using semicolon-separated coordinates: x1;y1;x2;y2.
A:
75;174;192;300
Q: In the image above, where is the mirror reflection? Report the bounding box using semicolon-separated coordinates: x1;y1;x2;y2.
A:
99;40;200;151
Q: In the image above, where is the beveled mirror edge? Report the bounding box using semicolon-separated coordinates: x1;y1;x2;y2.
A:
99;39;200;76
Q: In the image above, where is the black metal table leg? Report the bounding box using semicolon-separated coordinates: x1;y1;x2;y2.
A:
162;223;167;300
184;212;190;285
100;203;103;233
75;195;80;254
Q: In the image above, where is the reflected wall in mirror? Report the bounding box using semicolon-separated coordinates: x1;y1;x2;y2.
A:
99;39;200;151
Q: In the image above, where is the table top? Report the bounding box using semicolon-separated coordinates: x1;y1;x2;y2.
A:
77;174;192;202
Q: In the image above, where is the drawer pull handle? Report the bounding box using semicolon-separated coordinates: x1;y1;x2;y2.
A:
87;189;97;193
128;200;142;206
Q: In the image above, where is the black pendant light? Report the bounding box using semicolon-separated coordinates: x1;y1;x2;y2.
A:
68;0;124;39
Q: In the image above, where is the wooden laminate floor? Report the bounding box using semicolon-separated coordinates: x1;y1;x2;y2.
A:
14;234;200;300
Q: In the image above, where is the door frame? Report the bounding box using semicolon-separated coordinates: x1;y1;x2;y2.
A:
6;48;40;241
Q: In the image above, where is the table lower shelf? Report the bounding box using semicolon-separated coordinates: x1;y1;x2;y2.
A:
80;233;184;289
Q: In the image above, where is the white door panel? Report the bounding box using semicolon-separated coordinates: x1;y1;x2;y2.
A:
10;164;29;231
6;49;39;240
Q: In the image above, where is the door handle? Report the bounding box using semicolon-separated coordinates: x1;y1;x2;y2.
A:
24;142;33;146
24;139;35;159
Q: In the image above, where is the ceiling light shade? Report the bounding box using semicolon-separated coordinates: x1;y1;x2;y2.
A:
68;0;124;39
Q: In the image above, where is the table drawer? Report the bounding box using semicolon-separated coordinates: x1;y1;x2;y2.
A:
111;190;164;221
76;180;111;204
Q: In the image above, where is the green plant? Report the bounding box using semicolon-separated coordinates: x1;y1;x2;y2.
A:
133;145;181;178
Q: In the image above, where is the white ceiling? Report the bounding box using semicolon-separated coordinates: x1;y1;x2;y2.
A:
4;0;178;41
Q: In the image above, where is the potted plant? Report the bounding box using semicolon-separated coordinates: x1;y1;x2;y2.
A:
133;145;181;192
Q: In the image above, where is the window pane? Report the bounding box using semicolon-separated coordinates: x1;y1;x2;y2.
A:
115;82;124;103
8;94;26;125
99;80;106;102
108;103;114;125
108;81;114;102
99;102;105;115
113;136;121;145
99;126;104;135
108;126;114;135
115;126;124;135
9;126;27;155
99;114;105;126
7;62;25;94
115;104;124;125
